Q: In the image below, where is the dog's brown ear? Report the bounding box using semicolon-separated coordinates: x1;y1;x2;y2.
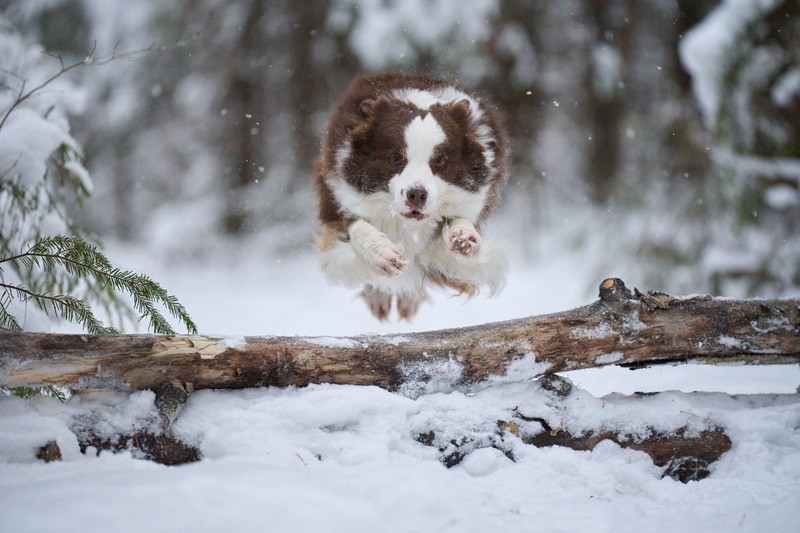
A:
359;96;392;118
359;98;376;117
448;98;472;124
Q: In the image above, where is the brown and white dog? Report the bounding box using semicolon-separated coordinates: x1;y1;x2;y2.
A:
314;72;508;320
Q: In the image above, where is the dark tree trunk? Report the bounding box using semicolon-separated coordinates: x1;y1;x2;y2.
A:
287;0;330;190
221;1;267;235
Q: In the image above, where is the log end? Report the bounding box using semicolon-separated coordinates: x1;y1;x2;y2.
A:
598;278;633;302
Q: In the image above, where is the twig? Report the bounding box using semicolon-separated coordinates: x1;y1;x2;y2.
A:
0;42;156;131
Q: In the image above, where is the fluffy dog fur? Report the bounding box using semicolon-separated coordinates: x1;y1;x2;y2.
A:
314;72;509;321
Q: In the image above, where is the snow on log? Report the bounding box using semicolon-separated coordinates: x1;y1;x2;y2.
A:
1;279;798;393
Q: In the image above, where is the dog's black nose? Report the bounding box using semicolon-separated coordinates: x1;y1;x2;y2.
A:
406;187;428;207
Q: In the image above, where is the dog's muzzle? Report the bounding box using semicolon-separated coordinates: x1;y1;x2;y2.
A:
404;186;428;220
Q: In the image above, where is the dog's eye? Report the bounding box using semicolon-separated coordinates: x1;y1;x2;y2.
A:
389;153;406;167
433;154;447;169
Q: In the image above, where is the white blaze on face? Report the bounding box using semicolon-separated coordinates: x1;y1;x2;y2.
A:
392;87;495;173
389;114;445;218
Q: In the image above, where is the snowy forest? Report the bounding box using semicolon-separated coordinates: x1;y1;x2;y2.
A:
2;1;800;532
2;0;799;308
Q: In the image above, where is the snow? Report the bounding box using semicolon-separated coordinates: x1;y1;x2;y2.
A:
383;335;412;346
765;184;799;209
397;355;465;398
717;335;745;349
0;109;69;187
591;44;622;97
2;236;800;531
571;323;615;340
303;336;363;349
222;335;246;350
713;146;800;185
594;352;624;365
0;27;94;256
484;353;551;387
2;378;800;532
3;3;800;527
771;67;800;107
341;0;498;70
679;0;782;128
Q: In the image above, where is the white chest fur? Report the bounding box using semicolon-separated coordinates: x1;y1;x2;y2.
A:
360;214;438;295
370;214;437;259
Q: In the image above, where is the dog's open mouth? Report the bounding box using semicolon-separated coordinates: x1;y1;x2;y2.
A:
402;210;428;220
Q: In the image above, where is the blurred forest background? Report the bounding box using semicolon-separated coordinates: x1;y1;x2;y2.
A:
2;0;799;300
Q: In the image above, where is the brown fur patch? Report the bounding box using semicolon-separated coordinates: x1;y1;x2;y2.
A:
343;97;420;193
428;102;491;192
425;270;479;298
316;220;351;252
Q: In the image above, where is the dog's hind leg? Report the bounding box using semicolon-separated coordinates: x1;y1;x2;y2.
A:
397;290;427;321
361;285;393;321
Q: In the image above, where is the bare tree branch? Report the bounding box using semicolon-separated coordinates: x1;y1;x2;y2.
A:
0;42;156;131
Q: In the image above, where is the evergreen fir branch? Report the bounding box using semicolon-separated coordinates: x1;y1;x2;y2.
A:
6;386;39;400
0;236;197;335
1;39;195;337
2;385;68;402
0;282;117;334
0;293;22;330
45;385;68;402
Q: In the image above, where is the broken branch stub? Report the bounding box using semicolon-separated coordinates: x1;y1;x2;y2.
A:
1;278;798;392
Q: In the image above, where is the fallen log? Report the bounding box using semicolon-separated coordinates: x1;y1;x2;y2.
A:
416;375;735;483
31;372;743;483
1;278;799;393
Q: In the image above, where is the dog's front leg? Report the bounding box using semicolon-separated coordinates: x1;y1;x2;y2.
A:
317;220;405;288
443;218;481;257
349;219;408;276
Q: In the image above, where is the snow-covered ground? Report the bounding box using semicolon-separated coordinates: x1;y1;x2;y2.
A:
2;235;800;532
2;381;800;532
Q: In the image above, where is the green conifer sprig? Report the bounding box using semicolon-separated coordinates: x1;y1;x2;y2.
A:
0;236;197;335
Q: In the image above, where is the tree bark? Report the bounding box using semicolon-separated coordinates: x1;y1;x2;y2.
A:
1;279;799;392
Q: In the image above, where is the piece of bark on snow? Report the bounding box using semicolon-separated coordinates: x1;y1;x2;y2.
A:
78;431;200;466
35;440;62;463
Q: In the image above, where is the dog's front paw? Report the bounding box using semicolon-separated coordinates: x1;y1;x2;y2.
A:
367;240;407;276
447;225;481;257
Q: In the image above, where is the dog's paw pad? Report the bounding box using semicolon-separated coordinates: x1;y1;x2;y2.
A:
448;227;481;257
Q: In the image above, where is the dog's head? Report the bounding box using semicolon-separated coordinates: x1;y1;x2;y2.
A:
332;94;495;223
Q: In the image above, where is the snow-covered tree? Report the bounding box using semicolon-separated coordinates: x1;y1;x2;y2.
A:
0;18;196;334
681;0;800;294
5;0;798;300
